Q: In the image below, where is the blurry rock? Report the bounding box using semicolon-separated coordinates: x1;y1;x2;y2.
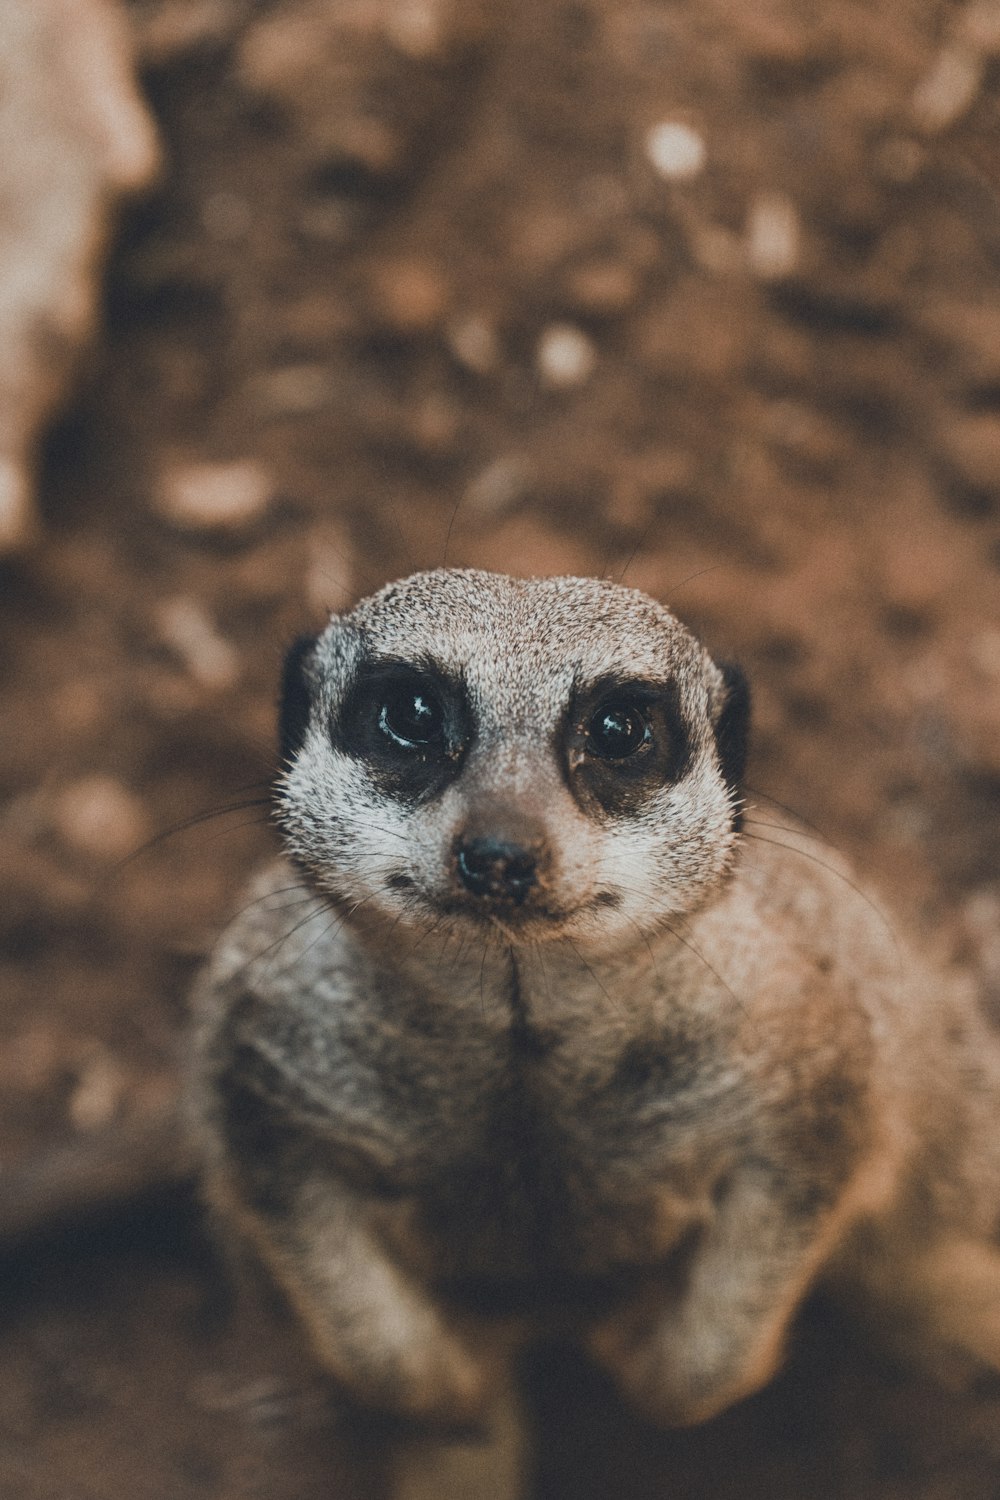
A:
367;257;448;334
153;596;241;692
959;0;1000;55
911;44;983;133
644;120;706;181
746;191;800;280
68;1045;127;1132
735;9;823;83
407;391;459;457
761;401;848;480
969;627;1000;679
536;324;597;388
237;0;489;183
0;457;32;553
690;224;743;275
252;364;334;418
0;0;159;553
156;458;274;533
880;530;962;616
938;411;1000;500
132;0;239;65
54;775;151;862
446;314;500;374
563;259;638;317
464;455;532;518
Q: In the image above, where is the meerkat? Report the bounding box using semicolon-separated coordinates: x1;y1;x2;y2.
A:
190;568;1000;1498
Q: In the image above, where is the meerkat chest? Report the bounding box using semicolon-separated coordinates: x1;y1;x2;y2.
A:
326;999;734;1288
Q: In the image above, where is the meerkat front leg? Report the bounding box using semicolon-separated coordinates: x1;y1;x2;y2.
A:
220;1169;495;1426
589;1166;845;1426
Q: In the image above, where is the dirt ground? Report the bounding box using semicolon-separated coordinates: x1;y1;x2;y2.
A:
2;0;1000;1495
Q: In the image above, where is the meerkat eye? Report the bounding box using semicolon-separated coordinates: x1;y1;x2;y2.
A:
378;678;445;749
586;700;652;761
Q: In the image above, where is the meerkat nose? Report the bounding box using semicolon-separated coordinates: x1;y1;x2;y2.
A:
455;835;541;906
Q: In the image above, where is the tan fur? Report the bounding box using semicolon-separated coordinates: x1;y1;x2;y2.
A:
189;570;1000;1498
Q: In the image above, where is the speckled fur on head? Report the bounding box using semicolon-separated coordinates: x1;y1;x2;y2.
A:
274;569;748;951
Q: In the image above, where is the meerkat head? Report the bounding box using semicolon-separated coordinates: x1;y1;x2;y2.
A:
275;569;748;953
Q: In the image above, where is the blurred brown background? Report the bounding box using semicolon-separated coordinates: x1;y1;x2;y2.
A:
1;0;999;1495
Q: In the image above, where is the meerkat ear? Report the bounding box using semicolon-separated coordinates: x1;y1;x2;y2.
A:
279;634;319;766
710;660;750;796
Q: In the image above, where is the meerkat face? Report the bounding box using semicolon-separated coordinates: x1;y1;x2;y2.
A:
275;569;748;953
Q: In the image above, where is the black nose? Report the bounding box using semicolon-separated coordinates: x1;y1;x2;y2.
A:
456;837;539;905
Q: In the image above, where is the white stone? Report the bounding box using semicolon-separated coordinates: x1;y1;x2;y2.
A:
464;456;530;517
154;596;240;691
537;324;597;388
54;775;151;862
157;458;273;532
912;44;983;133
644;120;706;181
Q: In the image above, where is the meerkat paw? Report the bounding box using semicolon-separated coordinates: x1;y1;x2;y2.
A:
589;1294;786;1427
306;1308;491;1427
388;1378;529;1500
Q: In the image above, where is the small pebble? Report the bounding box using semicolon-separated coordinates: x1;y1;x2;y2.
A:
153;596;240;692
0;456;33;554
254;364;333;418
959;1;1000;56
69;1047;127;1132
385;0;447;59
537;324;597;388
136;0;236;65
368;258;447;333
2;1026;60;1093
690;224;742;275
408;392;459;455
746;191;800;279
762;401;846;476
565;260;638;316
939;411;1000;494
446;314;500;374
644;120;706;181
156;458;273;533
969;628;1000;678
464;456;531;518
912;44;983;133
54;775;151;862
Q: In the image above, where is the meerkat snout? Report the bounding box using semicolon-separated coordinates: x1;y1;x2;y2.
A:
453;803;550;907
454;835;540;904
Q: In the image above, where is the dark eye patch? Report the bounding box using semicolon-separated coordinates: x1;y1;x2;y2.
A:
565;677;691;817
335;657;470;802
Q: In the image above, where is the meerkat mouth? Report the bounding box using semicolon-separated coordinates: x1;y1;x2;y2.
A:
420;887;623;938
